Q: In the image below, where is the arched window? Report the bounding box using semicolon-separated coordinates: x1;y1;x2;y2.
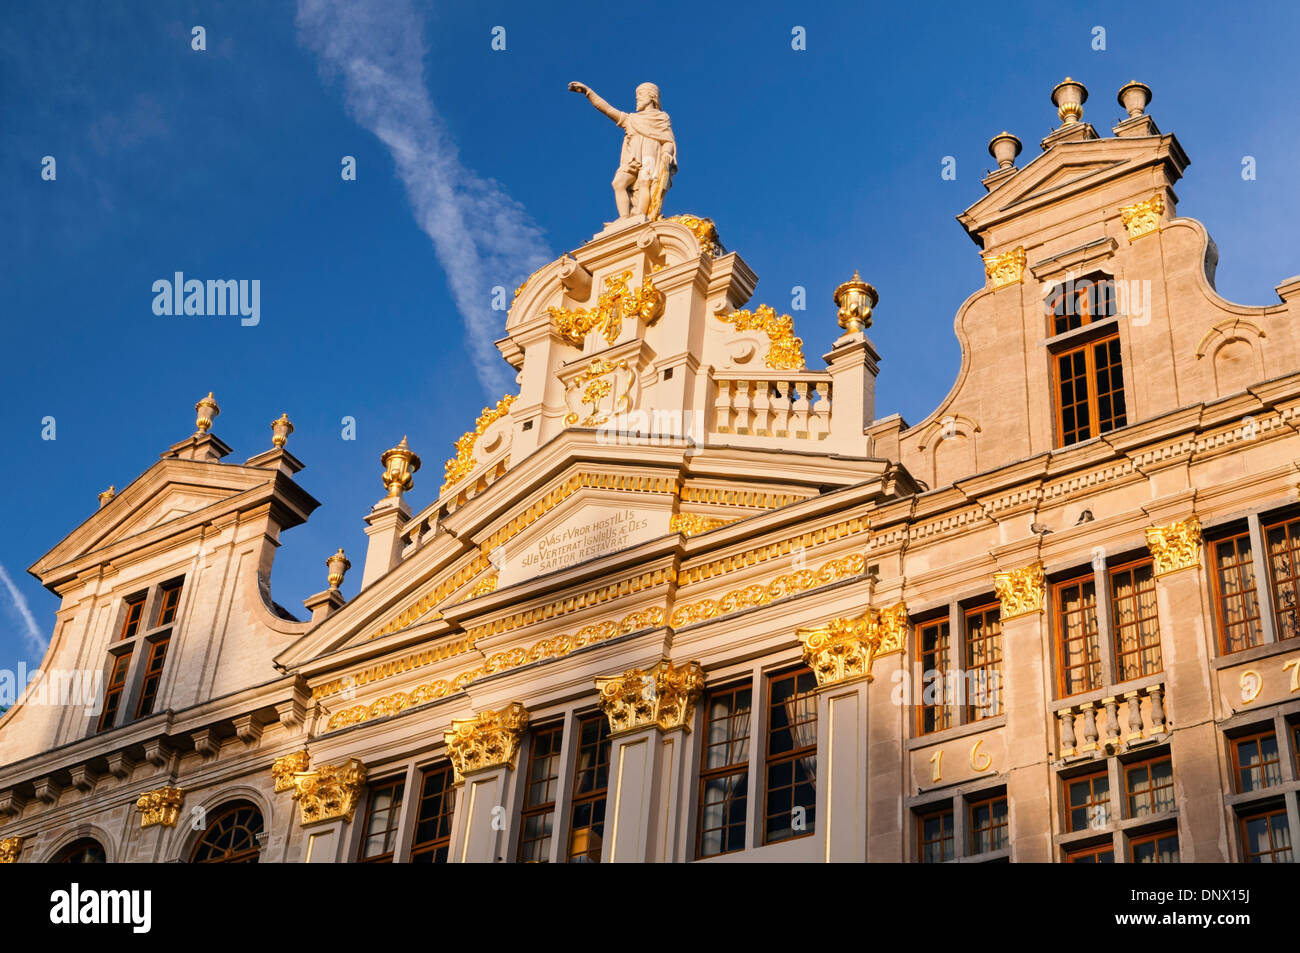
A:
191;801;264;863
53;838;107;863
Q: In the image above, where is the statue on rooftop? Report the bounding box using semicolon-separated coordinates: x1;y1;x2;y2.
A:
568;81;677;223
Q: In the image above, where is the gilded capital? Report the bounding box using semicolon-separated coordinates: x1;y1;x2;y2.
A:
136;786;185;828
290;758;367;826
444;703;529;781
596;659;705;735
796;602;908;687
1146;516;1202;576
1120;194;1164;241
994;563;1046;620
983;247;1026;289
271;750;311;793
0;836;22;863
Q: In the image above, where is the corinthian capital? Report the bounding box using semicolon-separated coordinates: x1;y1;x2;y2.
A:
993;563;1045;620
796;602;908;687
443;703;529;781
596;659;706;735
1146;516;1202;576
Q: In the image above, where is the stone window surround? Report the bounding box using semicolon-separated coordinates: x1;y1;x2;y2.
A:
1052;743;1179;862
909;592;1005;738
1203;505;1300;659
1218;702;1300;863
94;574;187;736
907;779;1010;864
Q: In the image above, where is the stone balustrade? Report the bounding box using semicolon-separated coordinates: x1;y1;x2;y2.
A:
711;371;832;442
1055;681;1167;759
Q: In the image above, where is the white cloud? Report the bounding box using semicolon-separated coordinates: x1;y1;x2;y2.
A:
296;0;552;396
0;562;45;654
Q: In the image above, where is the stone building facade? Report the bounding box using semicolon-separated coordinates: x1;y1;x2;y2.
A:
2;78;1298;864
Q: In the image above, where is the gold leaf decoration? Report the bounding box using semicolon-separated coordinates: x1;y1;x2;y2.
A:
714;304;806;370
993;562;1046;619
669;553;866;627
596;659;706;734
796;602;908;686
1146;516;1202;576
442;395;516;491
548;270;665;349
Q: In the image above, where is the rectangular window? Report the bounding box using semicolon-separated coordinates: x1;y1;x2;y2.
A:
119;595;146;641
1125;755;1174;817
1054;332;1127;446
917;619;952;734
97;649;133;733
917;806;954;862
1130;829;1180;863
965;604;1003;720
697;682;752;858
409;764;455;863
134;634;171;718
764;668;818;845
155;582;183;627
1241;808;1292;863
567;713;611;863
1065;843;1115;863
1049;275;1116;336
1232;732;1281;793
1055;575;1101;696
1066;770;1111;832
517;723;564;863
969;794;1008;854
357;777;405;862
1110;559;1162;681
1211;532;1263;654
1265;517;1300;641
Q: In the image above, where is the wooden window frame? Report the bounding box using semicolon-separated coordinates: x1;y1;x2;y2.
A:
1124;753;1175;818
1047;273;1117;337
409;763;456;863
1064;841;1115;863
1064;769;1111;833
1128;827;1180;863
1209;529;1264;654
566;712;612;863
916;617;952;735
1109;557;1162;682
96;580;185;734
357;776;405;863
1053;573;1102;697
517;722;564;863
968;793;1008;855
762;667;818;846
1231;730;1281;794
1239;806;1292;863
154;581;184;627
696;681;753;859
1262;515;1300;643
134;632;172;719
97;646;134;734
1051;329;1127;447
191;801;263;863
917;804;954;863
964;602;1003;721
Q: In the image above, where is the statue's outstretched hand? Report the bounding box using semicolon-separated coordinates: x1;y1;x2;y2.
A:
568;82;589;95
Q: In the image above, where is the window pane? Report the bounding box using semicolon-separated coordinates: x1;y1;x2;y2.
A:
1214;533;1262;653
698;683;752;858
1111;560;1162;681
1266;519;1300;641
1056;578;1101;695
918;620;952;733
764;669;817;844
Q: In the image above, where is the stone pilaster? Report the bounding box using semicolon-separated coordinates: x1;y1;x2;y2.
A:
443;704;528;863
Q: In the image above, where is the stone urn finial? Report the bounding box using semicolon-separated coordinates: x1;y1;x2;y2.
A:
833;270;878;334
380;436;421;499
988;131;1023;170
195;392;220;434
271;412;294;449
326;548;351;590
1117;80;1152;118
1051;77;1088;125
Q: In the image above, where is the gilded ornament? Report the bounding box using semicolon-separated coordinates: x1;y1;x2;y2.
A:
271;750;311;793
290;758;367;826
135;786;185;828
1120;195;1165;241
380;436;421;499
668;214;723;257
0;836;22;864
795;602;908;687
270;412;294;449
1145;516;1202;576
98;486;116;507
993;563;1046;619
714;304;806;370
596;659;705;734
669;513;739;537
548;270;665;349
325;548;351;590
442;395;516;490
444;703;529;781
194;392;220;434
833;270;878;333
563;358;634;427
983;247;1026;289
670;553;866;627
513;264;546;300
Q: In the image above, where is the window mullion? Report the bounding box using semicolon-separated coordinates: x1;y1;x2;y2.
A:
1246;513;1278;645
1094;556;1116;687
949;602;962;725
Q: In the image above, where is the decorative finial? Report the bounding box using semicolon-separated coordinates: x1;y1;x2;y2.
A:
195;392;220;434
271;413;294;449
988;131;1023;170
380;436;421;499
1117;80;1152;118
326;548;352;590
1051;77;1088;125
833;270;878;333
98;486;116;508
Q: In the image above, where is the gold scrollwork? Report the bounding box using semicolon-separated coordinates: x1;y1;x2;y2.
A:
271;751;311;793
668;214;723;257
983;246;1026;289
444;703;529;782
290;759;367;826
0;836;22;864
714;304;806;370
548;270;665;349
442;395;516;491
670;554;866;628
993;562;1046;619
1120;195;1164;241
795;602;908;687
563;358;636;427
668;513;739;537
136;786;185;828
1146;516;1202;576
596;659;706;735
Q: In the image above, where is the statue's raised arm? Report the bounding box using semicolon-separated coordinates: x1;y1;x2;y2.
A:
568;81;677;224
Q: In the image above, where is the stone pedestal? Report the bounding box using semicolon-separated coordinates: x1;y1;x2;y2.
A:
361;497;409;588
602;725;691;862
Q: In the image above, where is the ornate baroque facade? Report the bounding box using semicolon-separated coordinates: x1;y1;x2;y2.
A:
3;78;1300;864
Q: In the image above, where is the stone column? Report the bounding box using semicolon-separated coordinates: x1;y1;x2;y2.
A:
443;703;528;864
993;562;1054;862
1146;515;1227;861
797;603;907;863
594;660;704;863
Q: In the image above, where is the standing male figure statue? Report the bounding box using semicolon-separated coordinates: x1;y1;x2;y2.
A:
568;81;677;223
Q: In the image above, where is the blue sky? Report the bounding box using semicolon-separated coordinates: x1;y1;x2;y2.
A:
2;0;1297;672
